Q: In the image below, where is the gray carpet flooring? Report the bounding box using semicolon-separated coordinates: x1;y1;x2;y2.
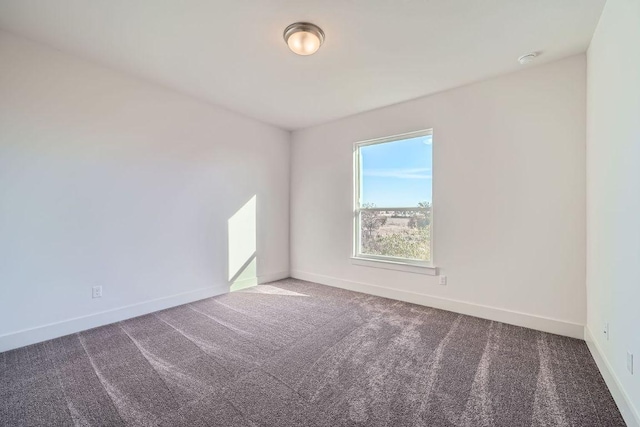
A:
1;279;625;426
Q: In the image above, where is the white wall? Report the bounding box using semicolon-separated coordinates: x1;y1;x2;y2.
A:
291;55;587;338
586;0;640;424
0;32;290;351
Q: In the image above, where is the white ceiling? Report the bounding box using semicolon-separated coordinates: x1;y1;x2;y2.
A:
0;0;605;130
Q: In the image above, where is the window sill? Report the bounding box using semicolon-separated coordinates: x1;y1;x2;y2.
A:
350;257;438;276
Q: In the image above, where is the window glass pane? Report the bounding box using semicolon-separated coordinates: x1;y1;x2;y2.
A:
359;209;431;261
360;135;432;208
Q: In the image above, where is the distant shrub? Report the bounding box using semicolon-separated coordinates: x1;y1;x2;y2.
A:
362;226;430;261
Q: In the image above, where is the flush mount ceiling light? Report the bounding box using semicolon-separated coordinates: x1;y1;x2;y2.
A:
283;22;325;56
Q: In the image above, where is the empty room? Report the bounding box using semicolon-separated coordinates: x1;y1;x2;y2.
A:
0;1;638;426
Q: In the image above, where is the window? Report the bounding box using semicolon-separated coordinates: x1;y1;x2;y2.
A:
353;129;433;266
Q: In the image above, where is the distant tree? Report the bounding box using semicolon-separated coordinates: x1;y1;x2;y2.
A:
361;203;387;242
408;201;431;229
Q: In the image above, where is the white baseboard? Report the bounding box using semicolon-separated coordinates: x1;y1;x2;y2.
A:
0;270;290;353
259;270;290;284
0;285;228;353
584;326;640;427
291;270;584;339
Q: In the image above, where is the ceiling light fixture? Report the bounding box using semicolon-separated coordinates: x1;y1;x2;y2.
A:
283;22;325;56
518;52;538;65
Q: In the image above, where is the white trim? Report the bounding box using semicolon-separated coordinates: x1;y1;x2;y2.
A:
353;128;434;265
0;285;226;353
259;270;290;284
584;326;640;427
355;128;433;147
351;257;437;275
291;270;584;339
0;271;290;353
356;207;430;212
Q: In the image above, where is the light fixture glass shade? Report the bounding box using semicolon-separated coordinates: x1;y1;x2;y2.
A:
284;22;324;56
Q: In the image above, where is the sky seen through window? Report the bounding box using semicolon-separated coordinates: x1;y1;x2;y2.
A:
360;134;432;207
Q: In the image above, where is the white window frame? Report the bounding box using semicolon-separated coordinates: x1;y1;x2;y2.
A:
352;129;436;274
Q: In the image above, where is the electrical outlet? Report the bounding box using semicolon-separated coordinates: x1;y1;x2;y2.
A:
92;286;102;299
627;351;634;375
439;275;447;286
603;322;609;340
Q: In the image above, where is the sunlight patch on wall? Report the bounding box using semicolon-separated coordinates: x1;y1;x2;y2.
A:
228;195;257;291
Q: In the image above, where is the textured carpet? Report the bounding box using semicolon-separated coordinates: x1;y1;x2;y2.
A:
1;279;625;426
